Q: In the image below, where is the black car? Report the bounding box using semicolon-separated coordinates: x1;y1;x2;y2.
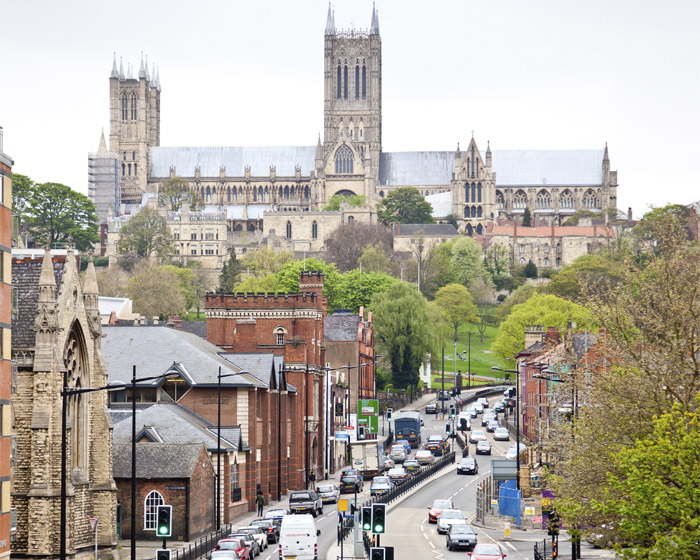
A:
425;402;438;414
251;519;280;543
339;468;364;493
494;402;505;413
446;525;478;551
456;457;478;475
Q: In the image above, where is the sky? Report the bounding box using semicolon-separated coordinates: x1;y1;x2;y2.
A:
1;0;699;219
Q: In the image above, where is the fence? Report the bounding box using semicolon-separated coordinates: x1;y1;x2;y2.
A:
534;539;549;560
172;523;237;560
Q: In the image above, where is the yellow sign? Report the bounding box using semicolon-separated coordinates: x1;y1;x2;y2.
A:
491;499;498;506
504;523;511;537
338;499;349;512
542;497;551;507
525;507;536;515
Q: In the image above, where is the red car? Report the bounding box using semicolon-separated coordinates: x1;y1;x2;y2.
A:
469;543;507;559
215;538;250;560
428;498;455;523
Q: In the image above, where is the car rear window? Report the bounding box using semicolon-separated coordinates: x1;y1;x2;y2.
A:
290;492;312;502
318;485;334;492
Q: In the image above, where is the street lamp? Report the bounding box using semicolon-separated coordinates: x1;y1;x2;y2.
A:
491;364;521;491
60;376;125;560
217;367;250;530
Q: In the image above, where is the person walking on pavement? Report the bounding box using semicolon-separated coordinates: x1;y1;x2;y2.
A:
308;471;317;490
256;490;265;516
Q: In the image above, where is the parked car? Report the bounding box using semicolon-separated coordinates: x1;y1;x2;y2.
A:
470;542;507;559
425;402;438;414
250;519;280;543
227;533;259;558
387;467;408;485
446;524;478;551
237;527;268;551
339;468;364;493
390;444;407;464
370;475;393;496
316;483;340;504
288;490;323;517
263;508;287;528
403;459;421;473
476;440;492;455
469;430;487;443
214;538;249;560
415;449;434;465
428;499;455;524
437;509;466;534
209;551;241;560
494;428;510;441
456;457;479;475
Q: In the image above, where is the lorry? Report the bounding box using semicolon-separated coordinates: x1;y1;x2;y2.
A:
350;440;385;477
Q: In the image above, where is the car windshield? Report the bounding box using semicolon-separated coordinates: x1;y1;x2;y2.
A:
264;509;285;518
251;521;271;528
474;544;502;555
317;485;335;492
373;480;390;487
450;525;474;534
229;534;251;542
472;430;485;436
290;493;311;502
432;500;452;509
460;458;475;466
441;510;463;519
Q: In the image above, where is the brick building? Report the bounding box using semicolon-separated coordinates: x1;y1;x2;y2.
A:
206;272;327;487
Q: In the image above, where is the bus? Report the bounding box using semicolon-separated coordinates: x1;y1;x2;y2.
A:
393;410;422;449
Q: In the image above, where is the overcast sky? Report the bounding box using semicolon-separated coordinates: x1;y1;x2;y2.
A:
2;0;698;219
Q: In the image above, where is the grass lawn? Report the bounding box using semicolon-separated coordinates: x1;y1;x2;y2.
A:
183;311;207;321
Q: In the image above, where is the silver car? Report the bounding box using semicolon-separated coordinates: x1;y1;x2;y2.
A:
316;483;340;503
437;509;466;534
390;444;407;464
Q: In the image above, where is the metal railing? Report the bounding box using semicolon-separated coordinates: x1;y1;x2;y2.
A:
534;539;549;560
172;523;236;560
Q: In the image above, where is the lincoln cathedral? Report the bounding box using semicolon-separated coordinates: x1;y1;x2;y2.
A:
90;4;618;262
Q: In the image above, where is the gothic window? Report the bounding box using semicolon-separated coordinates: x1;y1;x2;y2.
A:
335;145;354;174
130;93;137;121
466;223;473;236
514;190;527;209
471;183;476;202
464;183;470;203
252;188;257;202
537;190;551;209
471;146;477;178
132;151;136;160
206;186;211;203
583;189;599;208
337;63;341;98
134;163;137;176
121;94;128;120
191;245;197;255
464;206;469;218
362;65;366;99
496;191;505;209
560;189;573;209
519;244;524;254
305;186;310;199
379;191;384;198
477;206;483;217
144;491;164;530
284;186;289;199
476;223;483;235
477;182;482;202
543;258;549;267
258;187;263;201
121;163;125;175
471;206;477;218
556;258;561;267
344;64;348;99
355;65;360;99
264;187;269;202
286;221;292;239
556;243;561;253
312;221;318;239
227;187;231;202
127;163;131;176
290;186;295;198
544;244;550;253
64;324;88;472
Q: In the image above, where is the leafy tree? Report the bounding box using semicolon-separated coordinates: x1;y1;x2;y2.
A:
522;206;532;226
240;248;294;276
325;222;393;272
484;244;511;276
632;204;693;253
451;236;486;287
163;265;201;310
444;214;459;229
219;252;242;292
469;276;496;343
127;263;186;319
408;236;453;298
492;282;537;324
117;207;173;260
523;259;538;278
322;193;367;211
491;293;594;358
159;176;203;211
96;266;130;298
377;187;435;225
15;179;99;251
234;273;279;293
434;284;477;343
275;258;341;308
358;243;395;275
541;254;625;303
371;282;435;390
333;269;397;313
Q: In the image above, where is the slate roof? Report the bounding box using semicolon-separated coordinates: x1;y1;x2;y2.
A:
113;442;207;479
393;223;459;237
111;403;241;452
379;151;455;186
324;312;360;342
11;256;65;349
220;353;296;392
101;325;266;388
572;333;598;361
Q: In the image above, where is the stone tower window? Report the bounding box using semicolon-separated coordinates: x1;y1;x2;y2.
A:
343;64;348;99
496;191;504;209
130;93;138;121
477;182;482;202
560;190;574;208
537;190;551;209
335;146;354;174
286;221;292;239
337;63;342;99
362;64;367;99
514;190;527;209
355;64;360;99
144;491;164;530
312;221;318;239
471;183;476;202
121;94;128;120
476;223;483;235
583;189;599;208
64;324;89;472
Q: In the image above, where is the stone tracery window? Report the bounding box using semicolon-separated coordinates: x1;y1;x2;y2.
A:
560;189;573;209
144;490;164;530
513;190;527;209
286;221;292;239
536;189;551;209
335;145;354;174
583;189;599;208
64;323;89;472
496;191;505;209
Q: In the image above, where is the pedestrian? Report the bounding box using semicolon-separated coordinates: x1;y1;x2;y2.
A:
256;490;265;516
308;471;317;490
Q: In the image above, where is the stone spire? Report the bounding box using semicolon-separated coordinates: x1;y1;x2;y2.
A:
82;258;102;338
110;53;119;78
325;3;335;35
98;128;108;153
155;67;161;91
34;248;59;353
37;248;56;303
119;57;125;81
145;55;150;80
139;52;147;79
370;3;380;35
486;140;492;167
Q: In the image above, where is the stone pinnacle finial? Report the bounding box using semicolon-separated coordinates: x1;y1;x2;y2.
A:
139;52;147;79
325;2;335;35
119;57;125;81
111;52;119;78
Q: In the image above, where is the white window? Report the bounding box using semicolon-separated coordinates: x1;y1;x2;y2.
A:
144;490;164;530
275;326;287;346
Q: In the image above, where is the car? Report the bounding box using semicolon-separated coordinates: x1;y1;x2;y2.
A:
214;538;249;560
415;449;434;465
494;428;510;441
427;434;448;452
403;459;421;473
494;402;506;413
477;397;489;408
469;430;486;443
339;468;364;493
446;524;478;551
228;533;259;558
470;542;507;559
474;403;484;414
370;475;393;496
383;457;395;470
237;527;268;551
456;457;479;475
425;402;438;414
428;498;455;523
387;467;408;484
288;490;323;517
476;440;492;455
467;407;478;418
486;420;500;433
505;443;527;460
209;551;241;560
437;508;466;534
390;444;407;463
437;390;451;401
250;519;280;543
315;483;340;504
263;508;287;529
482;412;496;426
425;439;444;457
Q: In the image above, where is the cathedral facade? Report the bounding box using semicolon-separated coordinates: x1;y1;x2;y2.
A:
96;5;618;250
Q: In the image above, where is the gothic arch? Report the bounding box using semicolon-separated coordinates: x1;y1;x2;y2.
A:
144;490;164;530
64;321;90;471
560;189;573;209
335;145;354;174
514;190;527;209
583;189;599;209
496;190;505;209
537;189;551;209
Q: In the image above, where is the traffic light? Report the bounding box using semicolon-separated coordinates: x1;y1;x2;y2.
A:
156;550;171;560
358;426;365;440
548;510;560;536
459;417;467;431
371;503;386;534
384;546;394;560
386;408;392;423
156;505;172;537
552;537;559;559
370;548;385;560
445;422;451;436
361;506;372;531
449;404;455;418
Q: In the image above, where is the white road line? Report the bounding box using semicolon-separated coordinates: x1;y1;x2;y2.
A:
506;542;517;551
429;541;435;549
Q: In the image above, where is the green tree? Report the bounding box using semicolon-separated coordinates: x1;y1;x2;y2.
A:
127;263;186;319
434;284;477;343
469;276;496;343
334;269;397;313
274;258;341;308
163;265;200;310
322;193;367;211
325;222;393;272
18;180;99;251
522;207;532;226
377;187;435;225
491;293;594;358
159;176;203;211
240;248;294;276
444;214;459;229
451;236;486;287
371;282;435;390
234;273;279;293
219;252;242;292
117;207;173;260
541;254;625;303
358;243;394;275
523;259;538;278
484;244;511;276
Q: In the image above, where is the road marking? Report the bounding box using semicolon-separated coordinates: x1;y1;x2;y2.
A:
428;541;435;549
506;542;517;551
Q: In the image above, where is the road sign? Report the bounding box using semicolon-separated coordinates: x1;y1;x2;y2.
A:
338;499;349;512
357;399;379;434
89;517;97;531
335;432;349;440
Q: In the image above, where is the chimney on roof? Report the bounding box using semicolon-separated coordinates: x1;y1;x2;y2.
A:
524;325;546;348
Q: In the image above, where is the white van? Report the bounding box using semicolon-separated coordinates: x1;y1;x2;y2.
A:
279;514;320;560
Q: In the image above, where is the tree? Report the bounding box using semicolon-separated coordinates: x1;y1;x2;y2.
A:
491;293;594;358
322;193;367;211
492;282;537;324
434;284;477;343
358;243;395;275
541;254;625;303
127;263;186;319
325;222;393;272
274;258;341;308
96;266;130;298
371;282;435;390
163;265;200;310
523;259;538;278
333;269;397;313
219;252;242;293
16;179;99;251
234;273;279;293
451;236;486;287
522;206;532;226
484;244;511;277
444;214;459;229
377;187;435;225
240;248;294;276
469;276;496;343
117;207;173;260
159;176;203;211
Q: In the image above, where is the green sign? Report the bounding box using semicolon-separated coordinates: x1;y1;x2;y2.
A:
357;399;379;434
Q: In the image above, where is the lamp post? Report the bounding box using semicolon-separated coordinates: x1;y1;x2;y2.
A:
130;368;179;560
217;367;250;530
492;364;521;491
61;376;125;560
